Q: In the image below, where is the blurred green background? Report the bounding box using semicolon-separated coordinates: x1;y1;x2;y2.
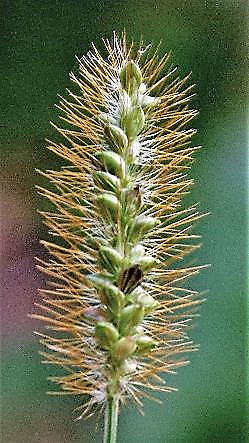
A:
1;1;247;442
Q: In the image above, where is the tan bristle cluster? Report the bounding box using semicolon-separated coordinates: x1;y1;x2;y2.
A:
33;31;205;420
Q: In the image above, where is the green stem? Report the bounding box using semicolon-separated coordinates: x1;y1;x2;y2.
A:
104;395;119;443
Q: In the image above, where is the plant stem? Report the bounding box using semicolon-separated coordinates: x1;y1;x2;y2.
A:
104;395;119;443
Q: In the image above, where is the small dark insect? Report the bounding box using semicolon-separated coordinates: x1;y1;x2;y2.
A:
118;264;144;293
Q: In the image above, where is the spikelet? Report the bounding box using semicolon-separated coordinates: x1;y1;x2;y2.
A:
34;31;205;423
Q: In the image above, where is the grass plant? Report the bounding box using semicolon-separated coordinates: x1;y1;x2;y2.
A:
33;31;206;443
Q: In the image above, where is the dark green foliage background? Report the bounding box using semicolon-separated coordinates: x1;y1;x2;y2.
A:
1;1;247;442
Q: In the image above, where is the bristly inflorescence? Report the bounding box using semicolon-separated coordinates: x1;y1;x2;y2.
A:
34;31;205;419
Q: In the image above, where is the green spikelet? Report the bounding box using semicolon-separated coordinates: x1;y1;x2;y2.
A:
34;31;206;442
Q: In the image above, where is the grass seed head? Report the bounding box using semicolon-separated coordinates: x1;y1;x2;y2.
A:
34;31;205;419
